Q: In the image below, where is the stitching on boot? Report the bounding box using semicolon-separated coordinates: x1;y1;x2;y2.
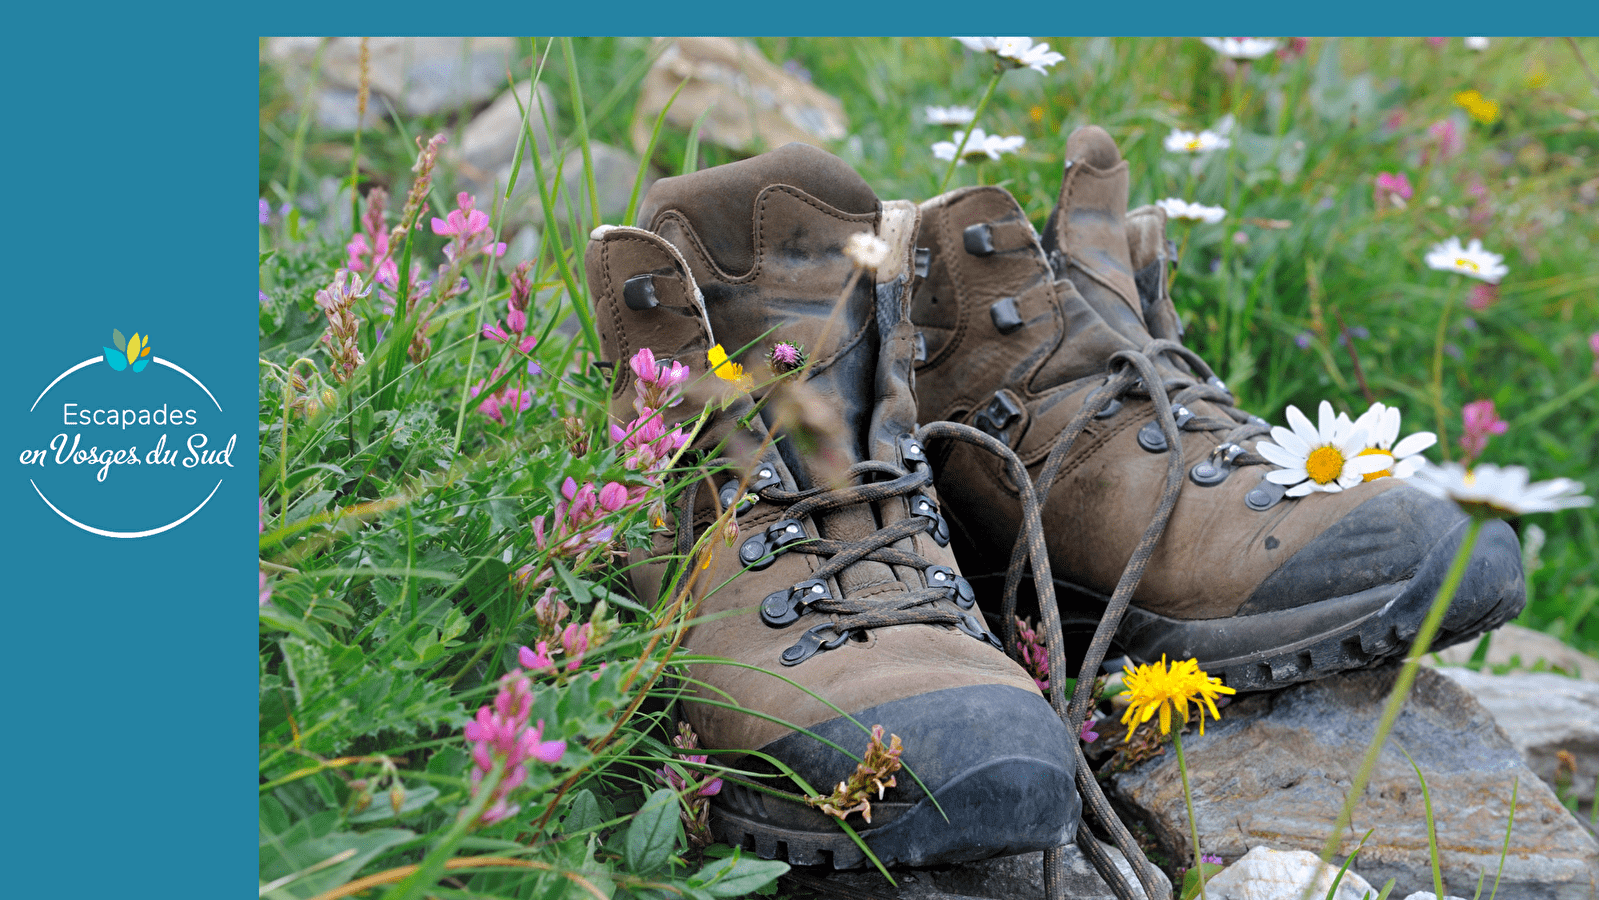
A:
599;238;631;399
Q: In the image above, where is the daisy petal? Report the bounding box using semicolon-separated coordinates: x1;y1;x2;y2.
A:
1286;404;1319;447
1269;425;1310;457
1257;441;1303;469
1285;481;1318;497
1392;431;1438;457
1266;468;1309;485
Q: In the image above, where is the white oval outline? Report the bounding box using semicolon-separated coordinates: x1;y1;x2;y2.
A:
26;352;226;538
31;479;223;539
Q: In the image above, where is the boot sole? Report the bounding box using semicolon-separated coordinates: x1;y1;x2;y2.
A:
700;684;1080;869
710;755;1080;869
972;517;1525;692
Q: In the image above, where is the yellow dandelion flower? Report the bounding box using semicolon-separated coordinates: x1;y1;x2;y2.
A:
1028;104;1045;122
708;344;753;391
1119;655;1236;742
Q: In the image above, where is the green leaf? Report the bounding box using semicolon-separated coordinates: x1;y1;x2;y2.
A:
259;821;413;899
689;852;791;898
112;329;126;352
624;787;681;873
1178;861;1225;899
564;788;604;835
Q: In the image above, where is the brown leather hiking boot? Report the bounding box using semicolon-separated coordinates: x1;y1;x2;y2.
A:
909;126;1525;693
585;143;1079;868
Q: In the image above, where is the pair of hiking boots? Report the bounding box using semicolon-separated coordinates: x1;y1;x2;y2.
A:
584;126;1525;879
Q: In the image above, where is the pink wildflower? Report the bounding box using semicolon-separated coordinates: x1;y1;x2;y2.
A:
1382;109;1407;133
432;192;507;262
629;347;692;415
1426;37;1448;48
463;670;566;825
1589;332;1599;376
1373;171;1413;210
518;642;557;674
1466;282;1499;311
1276;37;1308;60
1080;717;1099;744
1014;616;1050;692
259;570;272;607
1459;399;1508;464
1426;119;1463;162
561;622;593;671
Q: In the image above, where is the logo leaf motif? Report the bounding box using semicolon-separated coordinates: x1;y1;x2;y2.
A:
104;347;127;371
112;329;127;353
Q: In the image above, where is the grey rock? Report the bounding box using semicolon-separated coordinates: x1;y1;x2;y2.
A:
554;143;657;230
630;37;848;156
264;37;518;130
1426;623;1599;680
1103;665;1599;900
1435;668;1599;803
1203;846;1375;900
806;841;1170;900
449;80;559;230
1399;893;1469;900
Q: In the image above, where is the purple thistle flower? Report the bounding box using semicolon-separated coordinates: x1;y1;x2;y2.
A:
259;198;271;225
1202;854;1224;865
1294;331;1313;349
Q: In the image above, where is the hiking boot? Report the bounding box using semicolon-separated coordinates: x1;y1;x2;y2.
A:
908;125;1525;693
585;142;1079;868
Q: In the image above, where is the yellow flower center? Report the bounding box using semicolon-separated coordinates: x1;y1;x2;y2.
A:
1455;257;1480;271
1357;447;1394;482
1304;446;1346;484
1184;138;1202;151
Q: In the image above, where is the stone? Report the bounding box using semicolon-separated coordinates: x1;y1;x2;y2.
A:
803;840;1170;900
630;37;848;156
264;37;519;130
1435;667;1599;804
1203;847;1375;900
1426;623;1599;680
1103;664;1599;900
449;80;559;230
554;143;657;231
1399;893;1469;900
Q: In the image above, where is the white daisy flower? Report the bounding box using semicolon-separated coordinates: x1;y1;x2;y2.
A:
1425;236;1509;284
1200;37;1281;60
1347;402;1438;480
1164;128;1231;154
1409;462;1592;517
844;232;890;270
1256;400;1392;497
1156;198;1227;224
1464;36;1490;51
954;37;1065;74
925;105;976;126
932;128;1025;164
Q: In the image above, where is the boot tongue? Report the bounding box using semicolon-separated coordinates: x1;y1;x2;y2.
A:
1041;126;1158;349
640;147;924;596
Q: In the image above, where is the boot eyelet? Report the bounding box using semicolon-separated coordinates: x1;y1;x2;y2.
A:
740;519;808;570
1245;477;1289;511
899;434;928;468
956;613;1004;651
760;579;832;627
622;274;660;310
780;622;852;666
1095;398;1123;419
990;297;1024;334
911;494;951;547
1192;443;1244;486
926;565;975;609
963;223;996;256
972;391;1022;444
1137;420;1168;452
